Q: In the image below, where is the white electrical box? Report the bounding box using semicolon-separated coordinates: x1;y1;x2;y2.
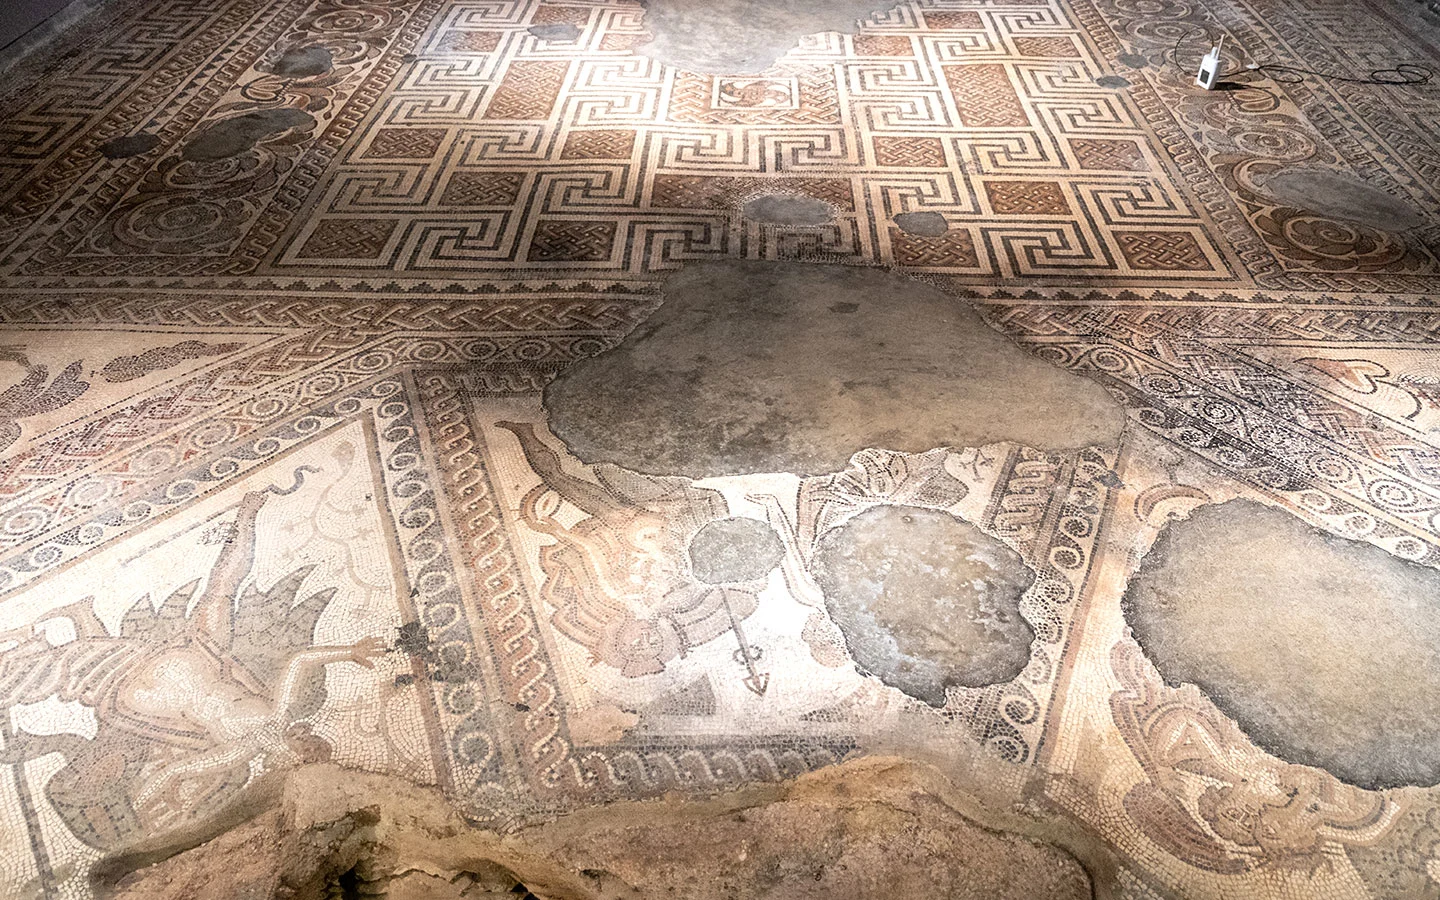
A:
1196;36;1224;89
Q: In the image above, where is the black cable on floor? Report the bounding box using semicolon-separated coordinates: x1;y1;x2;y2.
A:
1167;24;1434;88
1237;61;1431;85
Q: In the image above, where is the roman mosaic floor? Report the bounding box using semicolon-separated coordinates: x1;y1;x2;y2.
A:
0;0;1439;895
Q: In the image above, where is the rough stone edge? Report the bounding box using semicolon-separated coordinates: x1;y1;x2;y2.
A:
93;756;1127;899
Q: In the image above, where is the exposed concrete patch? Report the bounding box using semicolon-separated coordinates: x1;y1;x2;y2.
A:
742;193;835;226
99;133;161;159
1095;74;1131;88
544;260;1126;478
0;0;110;77
1258;169;1425;231
893;210;949;236
181;108;316;162
1116;52;1149;67
811;506;1036;706
269;45;333;78
1123;499;1440;789
528;22;581;40
688;517;786;584
637;0;903;74
104;758;1094;900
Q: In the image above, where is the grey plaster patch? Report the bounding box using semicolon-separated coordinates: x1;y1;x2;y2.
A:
270;46;333;78
100;133;161;159
528;23;581;41
742;194;835;226
1259;169;1425;232
1123;499;1440;789
637;0;903;74
0;0;110;78
812;506;1036;706
893;211;949;237
181;109;316;163
1095;74;1131;88
1116;52;1149;68
543;260;1127;478
688;518;786;584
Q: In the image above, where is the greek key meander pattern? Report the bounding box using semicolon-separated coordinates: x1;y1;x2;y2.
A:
1;0;1440;895
0;0;1437;289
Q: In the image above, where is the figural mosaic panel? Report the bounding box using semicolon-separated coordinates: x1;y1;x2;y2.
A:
0;0;1438;895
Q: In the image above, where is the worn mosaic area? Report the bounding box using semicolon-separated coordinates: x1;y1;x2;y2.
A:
0;0;1439;894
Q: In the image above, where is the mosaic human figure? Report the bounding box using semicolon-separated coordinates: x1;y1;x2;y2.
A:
496;420;762;679
0;472;385;848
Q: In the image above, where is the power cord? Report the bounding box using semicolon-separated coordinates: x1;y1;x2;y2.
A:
1238;61;1431;85
1167;24;1434;87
